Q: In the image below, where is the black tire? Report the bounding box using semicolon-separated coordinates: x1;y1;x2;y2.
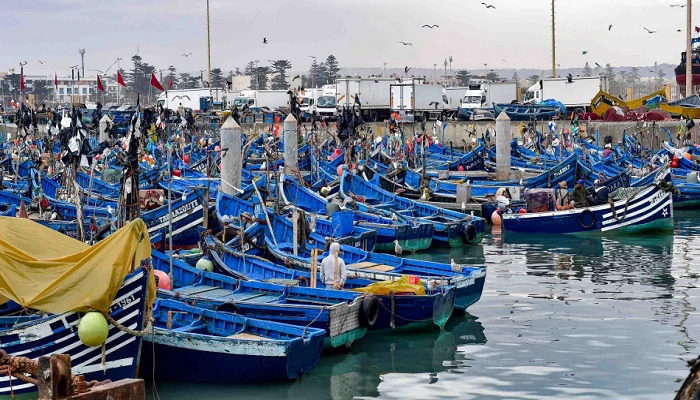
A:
370;111;379;122
360;295;379;327
579;209;596;229
462;224;477;244
217;302;243;315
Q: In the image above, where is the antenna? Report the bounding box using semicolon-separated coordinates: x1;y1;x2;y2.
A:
79;48;86;77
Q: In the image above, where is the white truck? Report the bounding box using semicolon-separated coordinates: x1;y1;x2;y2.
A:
485;82;518;105
390;80;445;121
232;90;289;111
525;76;609;110
316;85;338;119
299;88;319;115
156;88;227;112
336;78;396;122
444;87;469;112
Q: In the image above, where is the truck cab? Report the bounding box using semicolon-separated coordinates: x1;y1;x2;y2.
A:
460;84;486;109
524;81;542;104
317;85;338;119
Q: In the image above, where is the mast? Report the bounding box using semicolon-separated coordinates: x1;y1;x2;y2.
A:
687;0;693;97
551;0;556;78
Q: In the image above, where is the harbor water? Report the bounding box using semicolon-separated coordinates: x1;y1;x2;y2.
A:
146;211;700;400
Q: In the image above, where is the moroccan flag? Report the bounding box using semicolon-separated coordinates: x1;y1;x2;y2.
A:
97;74;105;92
168;77;173;90
117;71;126;87
150;74;164;91
20;66;24;91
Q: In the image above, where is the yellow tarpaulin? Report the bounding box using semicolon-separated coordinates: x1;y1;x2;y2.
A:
352;275;426;296
0;217;155;314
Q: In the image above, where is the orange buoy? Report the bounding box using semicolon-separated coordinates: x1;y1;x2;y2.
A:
337;166;344;176
491;210;502;225
153;270;171;290
457;165;465;171
684;152;692;160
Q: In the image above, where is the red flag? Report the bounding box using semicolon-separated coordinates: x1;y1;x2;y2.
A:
150;74;164;91
168;77;173;90
54;72;58;89
20;66;25;91
696;26;700;33
97;74;105;92
117;70;126;87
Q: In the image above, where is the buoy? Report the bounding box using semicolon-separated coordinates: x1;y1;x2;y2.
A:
518;208;527;214
671;160;679;169
172;169;181;177
153;269;171;290
196;257;214;272
491;210;502;225
457;165;465;171
78;312;109;347
183;154;190;164
337;166;343;176
684;152;692;160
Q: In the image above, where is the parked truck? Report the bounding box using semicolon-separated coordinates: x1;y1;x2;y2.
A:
316;85;338;119
336;78;395;122
156;88;227;112
390;80;445;121
525;76;609;111
232;90;289;111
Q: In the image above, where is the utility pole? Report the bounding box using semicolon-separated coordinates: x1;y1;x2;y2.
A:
79;48;86;77
687;0;693;97
383;62;387;75
551;0;556;78
433;63;437;82
206;0;212;90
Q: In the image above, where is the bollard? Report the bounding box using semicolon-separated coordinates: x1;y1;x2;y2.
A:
495;111;511;181
220;116;242;196
283;114;298;174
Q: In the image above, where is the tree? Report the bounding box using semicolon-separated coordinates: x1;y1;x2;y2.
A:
486;70;500;83
512;72;519;82
234;67;243;76
31;80;53;103
528;74;541;86
125;54;157;101
1;73;21;101
210;68;224;88
583;62;592;77
167;65;179;88
654;62;666;91
455;70;471;86
315;62;329;86
270;60;292;90
179;73;192;89
324;55;340;84
253;66;270;89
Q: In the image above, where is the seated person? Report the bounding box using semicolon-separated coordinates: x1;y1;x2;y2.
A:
555;181;574;211
572;180;589;207
587;180;609;206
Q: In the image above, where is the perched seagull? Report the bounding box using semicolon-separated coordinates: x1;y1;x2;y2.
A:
481;2;496;9
643;27;657;34
181;52;192;57
608;24;613;31
38;60;45;64
422;24;439;29
107;205;114;215
394;240;403;256
450;259;462;273
398;41;413;46
582;50;588;55
263;37;268;44
461;201;466;212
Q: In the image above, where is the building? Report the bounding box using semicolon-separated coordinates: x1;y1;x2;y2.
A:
0;72;124;108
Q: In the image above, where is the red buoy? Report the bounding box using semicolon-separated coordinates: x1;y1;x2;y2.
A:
153;270;171;290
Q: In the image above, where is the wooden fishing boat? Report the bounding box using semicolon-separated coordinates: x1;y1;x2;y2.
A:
492;103;561;121
502;170;674;234
151;249;376;349
140;299;325;383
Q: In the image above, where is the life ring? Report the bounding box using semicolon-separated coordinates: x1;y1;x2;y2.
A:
579;209;596;229
462;224;477;244
360;295;379;327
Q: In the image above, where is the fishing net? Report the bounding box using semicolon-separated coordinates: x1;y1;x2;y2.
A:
352;275;426;296
100;168;122;184
523;188;555;213
610;187;642;201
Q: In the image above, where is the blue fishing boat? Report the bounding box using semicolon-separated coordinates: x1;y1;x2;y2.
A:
140;299;326;383
150;249;376;348
502;170;674;234
0;268;150;396
339;167;485;247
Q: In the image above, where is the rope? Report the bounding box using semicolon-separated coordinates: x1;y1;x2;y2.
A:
100;303;153;337
0;350;39;387
302;307;326;339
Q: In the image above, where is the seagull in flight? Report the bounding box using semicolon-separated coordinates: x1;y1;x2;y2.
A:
38;60;46;64
181;52;192;57
670;3;686;7
263;37;268;44
422;24;439;29
482;2;496;9
594;62;602;68
582;50;588;55
643;27;657;34
608;24;613;31
398;41;413;46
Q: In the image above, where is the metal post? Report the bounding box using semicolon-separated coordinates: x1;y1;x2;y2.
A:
687;0;693;97
207;0;212;89
167;123;174;279
283;114;298;174
551;0;556;78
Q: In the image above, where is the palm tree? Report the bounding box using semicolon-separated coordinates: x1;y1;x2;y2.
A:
449;56;453;76
443;58;448;79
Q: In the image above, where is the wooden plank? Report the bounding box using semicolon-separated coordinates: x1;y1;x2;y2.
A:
363;264;396;272
349;261;382;269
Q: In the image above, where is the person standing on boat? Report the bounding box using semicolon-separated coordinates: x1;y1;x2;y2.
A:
320;242;347;290
555;181;574;211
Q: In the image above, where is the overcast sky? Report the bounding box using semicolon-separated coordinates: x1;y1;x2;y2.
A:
3;0;697;77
